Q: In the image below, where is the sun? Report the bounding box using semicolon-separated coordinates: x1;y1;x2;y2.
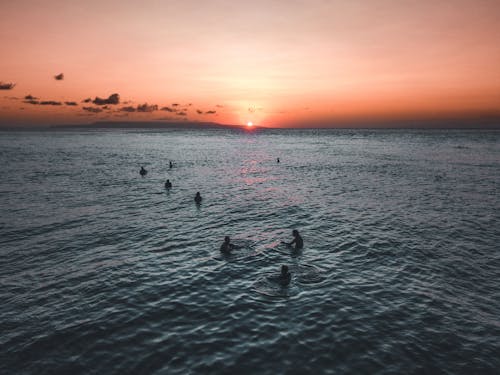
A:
247;121;253;127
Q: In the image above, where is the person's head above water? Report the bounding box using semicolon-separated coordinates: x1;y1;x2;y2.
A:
281;265;289;275
292;229;299;237
224;236;230;243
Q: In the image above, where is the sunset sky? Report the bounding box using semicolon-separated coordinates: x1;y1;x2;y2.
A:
1;0;500;127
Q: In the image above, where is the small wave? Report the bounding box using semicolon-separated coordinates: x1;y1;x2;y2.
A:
252;272;300;298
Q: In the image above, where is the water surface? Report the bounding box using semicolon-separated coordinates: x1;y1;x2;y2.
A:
1;129;499;374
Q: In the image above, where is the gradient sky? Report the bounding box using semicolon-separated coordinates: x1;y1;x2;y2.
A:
1;0;500;127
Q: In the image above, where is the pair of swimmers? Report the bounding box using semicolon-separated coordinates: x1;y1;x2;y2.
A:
220;230;303;286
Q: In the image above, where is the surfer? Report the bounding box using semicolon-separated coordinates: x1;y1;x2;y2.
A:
165;179;172;189
220;236;240;254
140;166;147;176
283;229;303;250
194;191;202;204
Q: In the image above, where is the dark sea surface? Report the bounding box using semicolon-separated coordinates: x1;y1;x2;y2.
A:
1;128;499;374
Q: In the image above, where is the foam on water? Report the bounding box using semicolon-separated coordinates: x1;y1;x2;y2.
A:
1;128;499;374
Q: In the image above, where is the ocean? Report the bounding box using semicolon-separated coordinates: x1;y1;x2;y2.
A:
1;128;499;374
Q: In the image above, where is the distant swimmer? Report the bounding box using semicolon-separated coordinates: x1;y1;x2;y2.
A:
165;179;172;189
140;166;147;176
220;236;240;254
283;229;303;250
279;265;291;285
268;265;291;286
169;161;173;169
194;191;202;204
277;157;280;163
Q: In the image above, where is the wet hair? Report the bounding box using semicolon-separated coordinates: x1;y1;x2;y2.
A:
281;265;288;274
292;230;299;236
224;236;230;242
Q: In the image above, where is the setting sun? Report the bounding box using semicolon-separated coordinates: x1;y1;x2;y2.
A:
247;121;253;127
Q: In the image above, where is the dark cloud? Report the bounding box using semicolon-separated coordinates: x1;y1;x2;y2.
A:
65;101;78;106
83;106;103;113
82;98;92;103
205;110;216;114
120;106;136;112
176;111;187;116
196;109;203;114
24;94;38;100
161;107;174;112
137;103;158;112
40;101;62;105
93;93;119;105
24;100;39;105
0;82;16;90
172;103;179;107
54;73;64;80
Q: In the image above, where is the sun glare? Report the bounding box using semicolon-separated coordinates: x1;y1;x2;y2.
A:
247;121;253;127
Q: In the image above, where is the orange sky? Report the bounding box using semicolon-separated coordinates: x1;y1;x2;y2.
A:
1;0;500;127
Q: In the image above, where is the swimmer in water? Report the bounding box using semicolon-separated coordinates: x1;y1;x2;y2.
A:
164;179;172;189
277;157;280;163
169;161;173;169
220;236;240;254
268;265;292;286
140;166;147;176
283;229;303;250
194;192;202;204
279;265;291;286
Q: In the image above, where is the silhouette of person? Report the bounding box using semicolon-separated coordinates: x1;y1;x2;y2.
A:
285;229;303;250
194;192;202;204
169;161;173;169
279;265;291;286
165;179;172;189
140;166;147;176
277;157;280;163
268;265;292;286
220;236;238;254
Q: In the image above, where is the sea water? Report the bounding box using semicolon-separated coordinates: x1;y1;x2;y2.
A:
1;128;499;374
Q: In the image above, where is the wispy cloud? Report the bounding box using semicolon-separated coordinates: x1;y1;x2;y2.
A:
93;93;119;105
196;109;203;114
176;111;187;116
120;106;136;112
137;103;158;112
65;101;78;106
205;110;216;114
40;101;62;105
0;82;16;90
83;106;103;113
82;98;92;103
24;94;38;100
161;107;175;112
54;73;64;81
24;100;39;105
